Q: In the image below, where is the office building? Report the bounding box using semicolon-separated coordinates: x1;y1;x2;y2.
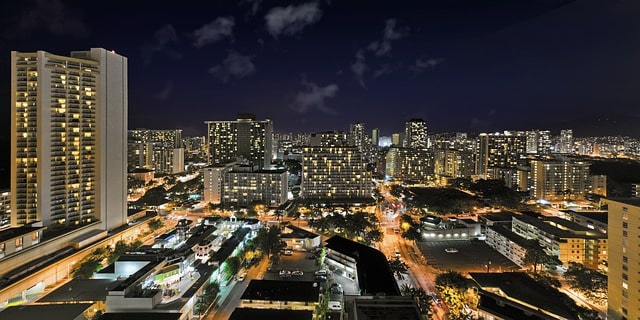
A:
607;198;640;320
391;133;402;146
525;130;552;155
529;158;590;200
10;48;127;230
434;149;476;179
371;128;379;148
385;147;434;184
403;118;428;149
205;113;273;169
128;129;184;174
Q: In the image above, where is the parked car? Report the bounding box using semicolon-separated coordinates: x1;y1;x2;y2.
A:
328;301;342;311
283;249;293;256
292;270;304;276
445;248;459;253
236;272;247;281
315;275;327;282
315;269;328;276
279;270;291;277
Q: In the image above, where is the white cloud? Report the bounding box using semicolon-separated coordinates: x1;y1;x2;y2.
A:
369;19;408;56
209;51;256;83
410;58;444;74
373;64;394;78
141;24;181;66
265;2;322;37
291;78;339;114
193;17;235;47
350;50;367;88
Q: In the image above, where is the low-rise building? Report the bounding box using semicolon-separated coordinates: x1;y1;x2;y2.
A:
280;225;321;251
485;225;529;268
239;280;320;311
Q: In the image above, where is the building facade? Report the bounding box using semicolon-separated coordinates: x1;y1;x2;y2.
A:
10;48;127;230
477;132;527;178
403;118;428;149
529;158;590;200
128;129;184;175
607;198;640;320
205;113;273;169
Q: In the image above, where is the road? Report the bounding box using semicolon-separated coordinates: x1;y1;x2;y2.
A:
206;256;270;320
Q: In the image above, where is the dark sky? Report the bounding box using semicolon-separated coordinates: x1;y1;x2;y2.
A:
1;0;640;140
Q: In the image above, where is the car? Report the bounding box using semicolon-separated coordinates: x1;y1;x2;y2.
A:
445;248;459;253
330;283;343;294
283;249;293;256
307;254;317;259
236;272;247;281
292;270;304;276
328;301;342;311
315;275;327;282
315;269;328;276
279;270;291;277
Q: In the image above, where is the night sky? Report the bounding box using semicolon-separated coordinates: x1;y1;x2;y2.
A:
1;0;640;141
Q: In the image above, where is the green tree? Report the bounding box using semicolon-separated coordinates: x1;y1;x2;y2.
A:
224;256;242;280
73;258;101;279
148;218;164;232
523;239;561;274
435;271;475;320
400;284;433;317
564;262;607;304
532;272;561;289
388;257;409;280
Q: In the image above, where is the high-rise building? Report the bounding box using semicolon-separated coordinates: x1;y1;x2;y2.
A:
349;123;365;152
403;118;428;149
477;131;527;178
559;129;573;154
128;129;184;174
607;198;640;320
371;128;379;148
302;132;371;201
529;158;590;200
525;130;552;155
205;113;273;169
391;133;402;146
385;147;434;184
434;149;476;179
203;163;287;207
10;48;127;230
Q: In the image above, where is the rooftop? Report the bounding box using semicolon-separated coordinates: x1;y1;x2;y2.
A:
240;279;320;302
0;304;92;320
607;197;640;207
0;225;45;243
488;226;530;247
565;210;608;224
280;225;320;239
229;308;313;320
325;236;400;296
469;272;579;320
37;279;123;302
345;295;422;320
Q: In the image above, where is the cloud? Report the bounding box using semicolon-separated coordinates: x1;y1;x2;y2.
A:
154;81;173;100
350;50;368;88
241;0;264;16
410;58;444;74
291;77;339;114
140;24;181;67
192;17;235;47
368;19;408;56
265;2;322;37
14;0;89;38
373;64;395;78
209;51;256;83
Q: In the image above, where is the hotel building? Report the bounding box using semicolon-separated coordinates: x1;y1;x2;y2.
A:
205;113;273;169
607;198;640;320
10;48;127;230
529;158;590;200
128;129;184;174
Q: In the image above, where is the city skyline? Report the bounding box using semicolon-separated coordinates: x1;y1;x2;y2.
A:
1;0;640;139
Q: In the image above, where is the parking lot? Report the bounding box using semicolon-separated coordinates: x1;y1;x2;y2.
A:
263;250;322;282
417;240;520;273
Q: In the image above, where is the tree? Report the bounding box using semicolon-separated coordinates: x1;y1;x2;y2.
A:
564;262;607;304
400;284;433;316
224;256;242;280
148;218;164;232
523;239;561;274
435;271;475;320
388;257;409;279
73;258;101;279
532;272;561;289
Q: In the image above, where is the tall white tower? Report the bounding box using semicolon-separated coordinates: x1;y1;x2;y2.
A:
10;48;127;231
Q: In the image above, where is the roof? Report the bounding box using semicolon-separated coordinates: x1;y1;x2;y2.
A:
469;272;579;320
325;236;400;296
345;295;422;320
98;313;182;320
512;214;576;238
37;279;123;302
565;210;608;224
481;212;517;222
0;304;93;320
241;280;320;302
607;197;640;207
280;225;320;239
0;225;45;242
229;308;313;320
